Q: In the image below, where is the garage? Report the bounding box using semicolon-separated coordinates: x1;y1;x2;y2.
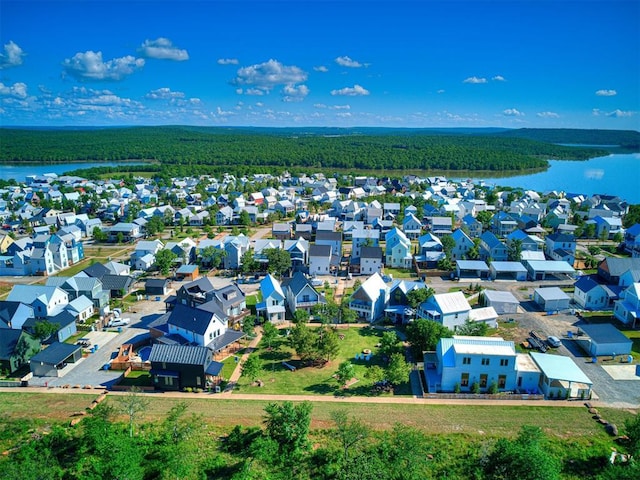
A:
489;261;528;281
534;287;571;312
483;289;520;314
577;323;633;357
30;342;83;378
455;260;490;279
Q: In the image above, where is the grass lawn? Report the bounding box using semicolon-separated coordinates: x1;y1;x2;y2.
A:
235;326;410;397
118;371;153;387
382;267;418;279
221;350;245;380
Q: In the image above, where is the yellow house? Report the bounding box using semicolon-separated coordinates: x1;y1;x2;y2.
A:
0;234;14;254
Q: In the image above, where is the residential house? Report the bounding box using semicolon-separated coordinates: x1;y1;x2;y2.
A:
623;224;640;258
505;229;544;253
351;228;379;260
386;279;427;323
402;213;423;239
149;344;223;391
428;336;520;393
545;233;577;266
613;283;640;328
256;274;286;323
0;301;35;330
164;238;197;266
131;239;164;271
593;215;624;240
461;214;483;238
107;222;141;243
46;273;109;310
417;291;471;330
415;232;446;268
309;244;332;276
573;276;618;310
449;229;474;261
281;271;326;314
284;238;309;273
216;206;234;225
491;211;518;237
385;228;413;269
479;231;508;262
348;272;389;322
7;285;69;319
272;223;292;241
0;329;40;374
315;230;342;258
597;257;640;286
356;246;383;276
429;216;453;237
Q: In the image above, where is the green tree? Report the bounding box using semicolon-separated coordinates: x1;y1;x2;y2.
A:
293;308;310;324
264;248;291;277
384;353;411;386
483;425;561;480
242;355;263;384
263;401;313;460
242;315;256;336
441;234;455;257
238;210;251;226
331;410;369;464
364;365;385;384
507;239;522;262
146;215;165;235
155;249;177;275
34;320;60;341
335;361;355;388
406;318;452;358
92;226;107;242
624;412;640;456
456;319;489;336
289;321;317;363
406;287;435;309
117;386;150;438
261;322;279;350
240;249;258;274
379;331;402;360
316;326;340;363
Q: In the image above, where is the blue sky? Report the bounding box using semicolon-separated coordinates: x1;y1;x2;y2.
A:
1;0;638;129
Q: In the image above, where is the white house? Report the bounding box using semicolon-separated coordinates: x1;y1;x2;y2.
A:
417;291;471;330
449;229;474;261
256;274;286;323
348;272;389;322
385;227;413;269
613;282;640;328
429;336;520;393
309;244;332;275
573;276;617;310
282;271;326;314
358;246;383;276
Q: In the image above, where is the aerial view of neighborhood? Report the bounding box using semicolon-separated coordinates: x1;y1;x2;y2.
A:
0;1;639;479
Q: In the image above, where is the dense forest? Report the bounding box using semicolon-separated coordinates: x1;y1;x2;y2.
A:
0;127;620;173
496;128;640;151
1;398;639;480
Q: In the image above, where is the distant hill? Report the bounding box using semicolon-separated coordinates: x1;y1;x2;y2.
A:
495;128;640;152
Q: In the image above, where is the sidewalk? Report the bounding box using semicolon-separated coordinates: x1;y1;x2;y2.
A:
221;327;263;393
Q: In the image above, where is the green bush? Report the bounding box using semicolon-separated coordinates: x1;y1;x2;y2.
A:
471;382;480;394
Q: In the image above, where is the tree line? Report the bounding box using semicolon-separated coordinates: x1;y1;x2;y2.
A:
0;126;613;172
1;397;639;480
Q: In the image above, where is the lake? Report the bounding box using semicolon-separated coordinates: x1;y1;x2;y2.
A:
462;153;640;204
0;161;146;182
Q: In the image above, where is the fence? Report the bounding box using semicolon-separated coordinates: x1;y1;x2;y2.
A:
423;393;545;401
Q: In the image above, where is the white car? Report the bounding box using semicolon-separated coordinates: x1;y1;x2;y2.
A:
547;336;561;348
108;318;130;328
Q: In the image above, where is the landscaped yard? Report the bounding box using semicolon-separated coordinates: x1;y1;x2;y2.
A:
382;267;419;279
235;325;411;396
118;370;153;387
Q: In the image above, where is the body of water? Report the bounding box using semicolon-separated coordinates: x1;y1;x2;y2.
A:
466;153;640;203
0;161;146;182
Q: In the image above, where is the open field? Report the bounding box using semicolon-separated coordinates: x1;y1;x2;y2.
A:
0;391;634;439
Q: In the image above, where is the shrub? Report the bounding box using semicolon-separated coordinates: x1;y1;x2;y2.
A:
184;387;193;393
488;381;499;394
471;382;480;394
454;382;461;393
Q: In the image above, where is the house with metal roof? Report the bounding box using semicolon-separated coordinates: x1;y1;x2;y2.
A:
455;260;490;279
7;285;69;318
576;323;632;357
613;282;640;328
573;275;619;310
385;227;412;269
30;341;82;377
482;290;520;315
256;274;286;323
281;271;326;314
533;287;571;312
524;260;576;281
479;231;508;262
149;344;223;391
348;272;389;322
417;291;471;330
530;352;592;399
0;329;40;374
489;261;528;281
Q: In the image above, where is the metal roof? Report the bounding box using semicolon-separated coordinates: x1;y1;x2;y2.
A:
530;352;592;385
30;342;81;365
579;323;633;345
149;343;210;366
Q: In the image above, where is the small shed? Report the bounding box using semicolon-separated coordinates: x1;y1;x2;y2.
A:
145;278;171;296
175;264;199;281
30;342;82;377
483;290;520;315
534;287;571;312
577;323;633;357
490;261;528;281
455;260;490;279
525;260;576;281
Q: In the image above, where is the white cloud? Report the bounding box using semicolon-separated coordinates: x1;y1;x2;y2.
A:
245;88;265;96
255;102;264;107
62;51;145;81
463;76;487;84
314;65;329;72
232;59;307;94
536;111;559;118
335;56;363;68
503;108;524;116
216;106;235;116
0;82;28;98
331;104;350;110
437;89;445;94
281;84;309;102
139;38;188;61
330;84;370;96
145;87;186;100
313;103;327;109
606;109;634;118
492;75;506;82
595;89;617;96
336;112;352;118
0;41;25;69
218;58;239;65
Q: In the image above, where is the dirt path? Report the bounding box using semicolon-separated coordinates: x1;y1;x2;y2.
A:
222;327;264;392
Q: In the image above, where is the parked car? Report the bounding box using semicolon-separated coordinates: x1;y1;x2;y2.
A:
547;336;561;348
108;318;130;328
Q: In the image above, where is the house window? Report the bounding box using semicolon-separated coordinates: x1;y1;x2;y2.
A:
460;373;469;387
462;357;471;365
500;359;509;367
165;376;173;386
479;374;488;388
481;358;490;366
498;375;506;389
196;376;201;386
517;376;523;387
